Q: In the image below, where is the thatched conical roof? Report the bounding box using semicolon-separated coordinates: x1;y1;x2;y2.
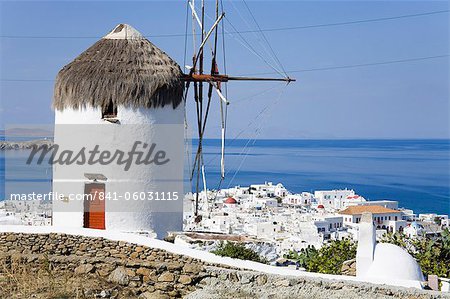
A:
53;24;184;111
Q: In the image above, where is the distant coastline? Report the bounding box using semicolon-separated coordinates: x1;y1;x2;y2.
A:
0;139;53;150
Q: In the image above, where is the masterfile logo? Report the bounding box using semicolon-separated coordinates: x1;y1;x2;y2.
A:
4;124;189;213
26;141;171;171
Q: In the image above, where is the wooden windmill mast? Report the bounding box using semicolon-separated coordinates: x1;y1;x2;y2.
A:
182;0;295;216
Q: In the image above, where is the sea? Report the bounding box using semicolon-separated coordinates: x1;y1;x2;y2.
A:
1;138;449;215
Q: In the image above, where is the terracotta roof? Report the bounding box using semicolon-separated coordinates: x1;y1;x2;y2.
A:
224;197;237;204
339;205;400;215
317;204;325;209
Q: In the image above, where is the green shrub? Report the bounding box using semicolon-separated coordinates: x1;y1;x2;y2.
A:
285;239;357;275
284;246;318;269
212;241;268;264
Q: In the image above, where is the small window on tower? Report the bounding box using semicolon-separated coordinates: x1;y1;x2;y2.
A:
102;100;117;119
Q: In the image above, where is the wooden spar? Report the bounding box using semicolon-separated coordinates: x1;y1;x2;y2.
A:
227;76;296;82
194;0;205;218
197;13;225;55
182;74;296;83
189;1;203;31
214;0;225;180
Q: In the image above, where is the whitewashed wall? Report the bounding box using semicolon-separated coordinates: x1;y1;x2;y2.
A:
52;104;185;237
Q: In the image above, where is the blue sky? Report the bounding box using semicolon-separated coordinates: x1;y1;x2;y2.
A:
0;0;448;139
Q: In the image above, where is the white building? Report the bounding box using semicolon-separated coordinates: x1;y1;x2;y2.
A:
217;185;250;198
312;215;344;237
339;205;406;233
351;200;398;210
400;209;416;221
254;198;279;209
314;189;365;210
249;182;288;198
283;192;313;206
201;215;232;234
403;222;426;238
0;210;23;225
418;213;439;223
244;221;282;240
51;24;185;238
0;200;52;226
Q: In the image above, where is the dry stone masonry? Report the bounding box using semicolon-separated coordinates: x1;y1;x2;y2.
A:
0;232;212;298
0;232;448;298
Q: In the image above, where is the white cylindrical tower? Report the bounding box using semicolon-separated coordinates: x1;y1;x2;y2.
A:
52;24;185;238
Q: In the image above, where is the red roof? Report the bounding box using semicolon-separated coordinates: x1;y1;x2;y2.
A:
317;204;325;209
224;197;237;204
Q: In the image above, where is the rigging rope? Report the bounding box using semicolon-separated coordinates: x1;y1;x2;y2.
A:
214;0;229;194
242;0;289;77
227;84;288;187
240;0;289;77
204;83;285;167
183;1;189;73
228;0;285;78
223;17;285;77
238;54;450;76
199;5;285;77
183;1;193;179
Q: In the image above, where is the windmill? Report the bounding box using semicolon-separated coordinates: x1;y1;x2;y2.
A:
181;0;295;217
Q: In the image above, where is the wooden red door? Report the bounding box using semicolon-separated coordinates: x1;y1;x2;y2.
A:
83;183;105;229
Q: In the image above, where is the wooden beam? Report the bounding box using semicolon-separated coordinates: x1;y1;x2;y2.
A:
197;13;225;58
182;74;296;83
227;76;296;82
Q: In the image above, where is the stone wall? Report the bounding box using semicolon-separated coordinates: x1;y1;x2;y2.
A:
188;268;449;299
0;232;218;298
0;232;448;299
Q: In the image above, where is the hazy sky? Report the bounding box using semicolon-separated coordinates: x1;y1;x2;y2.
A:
0;0;448;139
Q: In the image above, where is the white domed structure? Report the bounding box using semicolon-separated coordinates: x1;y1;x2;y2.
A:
51;24;185;238
365;243;424;282
356;212;425;288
